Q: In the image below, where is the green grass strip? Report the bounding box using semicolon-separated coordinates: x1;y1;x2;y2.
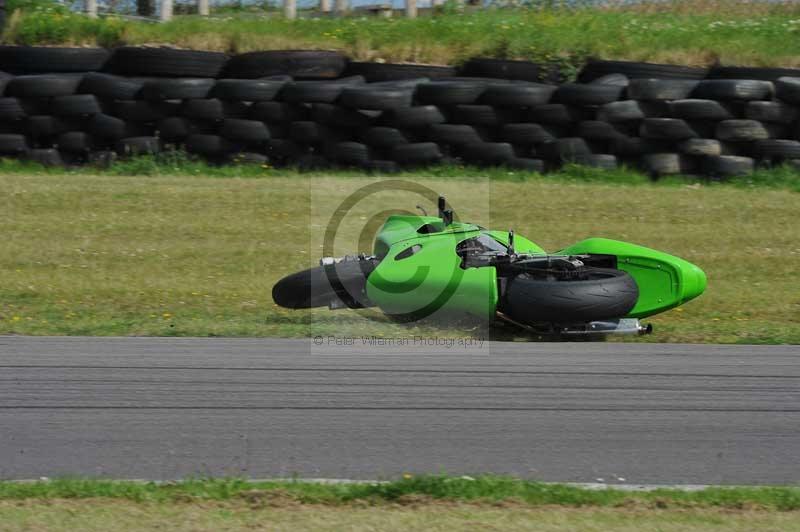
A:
7;1;800;70
1;476;799;510
0;155;798;192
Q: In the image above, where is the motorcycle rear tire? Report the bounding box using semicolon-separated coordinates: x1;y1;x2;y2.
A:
502;267;638;324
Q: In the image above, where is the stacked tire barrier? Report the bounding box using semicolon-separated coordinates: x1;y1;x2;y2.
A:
2;46;800;177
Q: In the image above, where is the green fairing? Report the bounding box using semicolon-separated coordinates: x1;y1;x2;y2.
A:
559;238;707;318
368;215;498;319
366;214;706;320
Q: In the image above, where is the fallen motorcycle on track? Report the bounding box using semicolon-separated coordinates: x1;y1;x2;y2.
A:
272;197;706;338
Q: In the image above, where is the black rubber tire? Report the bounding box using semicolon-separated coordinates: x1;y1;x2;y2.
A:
272;259;378;309
344;62;456;82
157;117;202;142
677;138;733;157
668;99;734;120
381;105;446;128
573;154;618;170
56;131;92;153
0;98;26;121
554;83;624;106
219;118;271;144
117;136;161;156
745;101;798;124
50;94;103;117
27;148;64;167
141;78;216;100
250;101;308;123
434;76;515;85
390;142;442;165
691;79;774;101
225;50;347;80
328;141;371;166
715;120;784;141
25;115;69;140
185;134;235;156
451;104;509;126
578;59;708;82
358;126;408;148
281;77;364;103
529;104;589;125
639;118;701;140
706;65;800;82
6;74;83;98
415;81;488;105
427;124;485;146
642;153;696;176
502;267;639;324
310;103;376;128
701;155;754;178
775;77;800;105
114;100;179;122
609;137;671;156
577;120;630;141
339;86;414;110
590;73;629;87
499;123;560;145
212;79;286;101
265;122;289;139
79;73;144;100
460;58;563;83
753;139;800;161
12;98;47;117
368;78;431;89
626;79;699;101
536;138;595;161
461;142;516;165
289;121;331;144
0;46;110;74
480;83;556;107
0;134;28;154
88;113;150;141
265;138;306;161
0;71;13;96
596;100;663;123
107;47;228;78
181;99;248;121
506;157;546;172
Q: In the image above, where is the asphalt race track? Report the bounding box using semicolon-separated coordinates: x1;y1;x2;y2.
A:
1;337;798;485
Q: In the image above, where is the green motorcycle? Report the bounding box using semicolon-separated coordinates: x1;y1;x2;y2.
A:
273;197;706;337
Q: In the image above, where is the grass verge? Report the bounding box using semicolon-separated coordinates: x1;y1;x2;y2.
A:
5;0;800;69
1;155;799;192
0;165;798;342
4;502;800;532
1;476;800;509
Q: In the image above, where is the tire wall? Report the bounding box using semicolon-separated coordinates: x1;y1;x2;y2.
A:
3;46;800;178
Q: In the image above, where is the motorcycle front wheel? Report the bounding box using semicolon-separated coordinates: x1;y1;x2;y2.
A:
272;258;379;309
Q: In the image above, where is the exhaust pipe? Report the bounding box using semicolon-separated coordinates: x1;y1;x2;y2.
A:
559;319;652;336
